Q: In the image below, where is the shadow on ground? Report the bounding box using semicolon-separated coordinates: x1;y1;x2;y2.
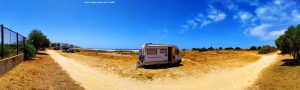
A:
142;64;184;69
280;59;300;66
37;53;48;55
37;51;48;55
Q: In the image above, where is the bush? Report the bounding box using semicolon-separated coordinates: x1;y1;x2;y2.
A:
258;45;276;54
208;47;214;50
218;47;223;50
0;45;12;58
257;46;262;50
199;47;208;52
24;43;36;60
192;48;199;51
235;47;241;50
250;46;257;50
225;47;234;50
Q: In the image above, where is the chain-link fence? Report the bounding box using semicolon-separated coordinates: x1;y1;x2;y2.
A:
0;24;26;59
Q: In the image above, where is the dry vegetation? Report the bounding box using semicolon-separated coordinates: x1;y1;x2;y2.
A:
248;54;300;90
0;54;84;90
58;49;260;81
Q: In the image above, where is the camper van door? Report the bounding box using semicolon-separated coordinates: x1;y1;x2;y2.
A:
168;47;172;63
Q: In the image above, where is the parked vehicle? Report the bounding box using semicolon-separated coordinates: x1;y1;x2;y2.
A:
39;48;46;51
62;48;69;52
137;43;182;66
53;47;60;50
75;49;80;52
62;48;76;53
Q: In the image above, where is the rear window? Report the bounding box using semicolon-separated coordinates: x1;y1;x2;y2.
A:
147;49;157;55
160;49;167;54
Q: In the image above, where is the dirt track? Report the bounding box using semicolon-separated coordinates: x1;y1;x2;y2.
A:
47;50;279;90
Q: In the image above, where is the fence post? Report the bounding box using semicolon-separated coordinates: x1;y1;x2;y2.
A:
1;24;4;59
16;33;18;55
23;37;26;60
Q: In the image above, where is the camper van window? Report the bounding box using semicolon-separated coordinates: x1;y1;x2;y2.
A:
147;49;157;55
160;49;167;54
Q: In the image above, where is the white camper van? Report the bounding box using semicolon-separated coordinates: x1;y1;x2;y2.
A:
137;43;182;66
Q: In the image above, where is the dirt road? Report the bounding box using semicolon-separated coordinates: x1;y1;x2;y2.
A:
47;50;278;90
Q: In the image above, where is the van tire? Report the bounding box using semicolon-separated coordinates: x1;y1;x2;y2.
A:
175;60;182;65
136;61;142;68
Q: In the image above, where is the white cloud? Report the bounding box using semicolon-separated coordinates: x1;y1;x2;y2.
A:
235;0;299;40
208;13;226;22
254;0;298;23
292;10;300;19
255;7;266;16
247;24;286;40
187;20;198;29
207;6;226;22
227;2;238;11
273;0;282;5
238;11;253;23
267;29;286;38
248;24;271;38
201;20;212;27
179;6;226;33
179;0;299;35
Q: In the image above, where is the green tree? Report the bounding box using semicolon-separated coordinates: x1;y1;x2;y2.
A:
235;47;241;50
199;47;207;52
258;45;276;54
208;46;214;50
275;25;300;61
225;47;234;50
218;47;223;50
250;46;257;50
28;29;50;52
257;46;262;50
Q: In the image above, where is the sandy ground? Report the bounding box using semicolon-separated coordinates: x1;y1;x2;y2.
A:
0;54;84;90
248;54;300;90
58;50;260;81
47;50;279;90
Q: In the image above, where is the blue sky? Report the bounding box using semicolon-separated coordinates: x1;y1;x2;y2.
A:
1;0;300;49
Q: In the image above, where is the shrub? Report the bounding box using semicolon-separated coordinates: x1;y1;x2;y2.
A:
225;47;234;50
250;46;257;50
258;45;276;54
218;47;223;50
257;46;262;50
235;47;241;50
24;43;36;60
208;46;214;50
0;45;13;58
192;48;199;51
199;47;208;52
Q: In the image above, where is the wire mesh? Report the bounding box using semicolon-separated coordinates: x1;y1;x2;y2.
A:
0;25;26;59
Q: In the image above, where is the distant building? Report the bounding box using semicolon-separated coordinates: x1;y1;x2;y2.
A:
51;42;80;49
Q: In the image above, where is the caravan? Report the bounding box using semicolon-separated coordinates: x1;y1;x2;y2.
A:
137;43;182;66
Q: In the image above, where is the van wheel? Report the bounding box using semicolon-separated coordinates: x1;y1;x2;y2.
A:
136;61;142;68
175;60;182;65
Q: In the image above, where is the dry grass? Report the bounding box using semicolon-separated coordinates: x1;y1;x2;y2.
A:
0;54;84;90
248;54;300;90
58;50;260;81
181;50;260;68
